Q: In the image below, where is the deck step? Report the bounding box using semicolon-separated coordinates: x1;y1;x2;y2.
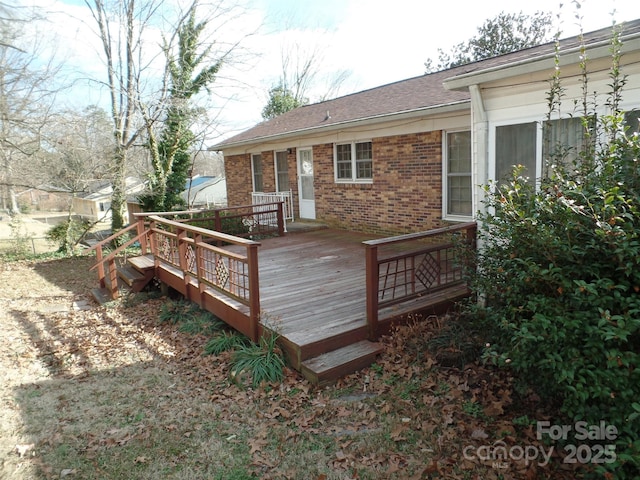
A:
117;264;154;292
91;287;113;305
301;340;384;386
118;264;146;285
128;254;155;271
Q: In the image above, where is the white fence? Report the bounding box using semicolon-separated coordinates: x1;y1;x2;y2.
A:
251;190;294;223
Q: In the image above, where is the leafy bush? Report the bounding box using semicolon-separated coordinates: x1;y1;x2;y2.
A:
468;28;640;478
46;218;92;254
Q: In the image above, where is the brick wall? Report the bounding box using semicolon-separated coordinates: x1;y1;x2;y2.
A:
224;130;445;235
224;150;299;208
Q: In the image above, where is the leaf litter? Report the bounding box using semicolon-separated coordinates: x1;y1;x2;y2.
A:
0;256;588;479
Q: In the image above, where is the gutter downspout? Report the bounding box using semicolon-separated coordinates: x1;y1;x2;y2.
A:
469;84;488;221
469;84;488;307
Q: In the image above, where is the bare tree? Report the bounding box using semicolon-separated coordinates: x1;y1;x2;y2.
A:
83;0;166;231
86;0;252;229
0;7;61;214
38;106;114;252
262;31;351;119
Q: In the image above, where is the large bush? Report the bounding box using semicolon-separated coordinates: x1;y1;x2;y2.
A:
469;28;640;477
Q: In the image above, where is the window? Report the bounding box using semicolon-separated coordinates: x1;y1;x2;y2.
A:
251;154;263;192
495;122;537;183
625;110;640;134
445;131;472;217
334;141;373;182
275;150;289;192
543;117;586;167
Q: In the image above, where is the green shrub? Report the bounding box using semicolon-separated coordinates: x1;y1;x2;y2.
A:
230;333;285;388
467;27;640;478
46;218;92;254
203;331;249;355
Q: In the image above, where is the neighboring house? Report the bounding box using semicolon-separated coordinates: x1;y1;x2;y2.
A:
181;176;227;208
212;19;640;236
16;187;69;212
74;177;145;223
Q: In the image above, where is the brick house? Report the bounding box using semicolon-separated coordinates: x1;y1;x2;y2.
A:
212;20;640;236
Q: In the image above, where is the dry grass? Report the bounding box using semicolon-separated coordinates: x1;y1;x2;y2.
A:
0;255;588;479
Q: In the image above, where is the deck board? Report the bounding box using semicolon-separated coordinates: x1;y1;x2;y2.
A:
254;229;466;350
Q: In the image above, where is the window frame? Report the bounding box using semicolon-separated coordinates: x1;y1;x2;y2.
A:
251;153;263;192
442;129;474;221
333;140;373;184
489;118;543;189
274;150;290;193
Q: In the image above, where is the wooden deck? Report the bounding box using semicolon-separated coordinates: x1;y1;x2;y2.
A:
254;228;469;362
89;208;475;384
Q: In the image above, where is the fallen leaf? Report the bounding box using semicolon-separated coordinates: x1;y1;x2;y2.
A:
471;428;489;439
483;401;504;417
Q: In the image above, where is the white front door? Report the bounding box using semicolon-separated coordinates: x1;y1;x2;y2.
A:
297;148;315;219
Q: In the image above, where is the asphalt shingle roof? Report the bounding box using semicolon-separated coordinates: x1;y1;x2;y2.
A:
213;19;640;150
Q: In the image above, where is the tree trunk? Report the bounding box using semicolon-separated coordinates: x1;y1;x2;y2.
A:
110;147;127;231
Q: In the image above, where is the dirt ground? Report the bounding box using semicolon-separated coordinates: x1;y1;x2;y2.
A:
0;255;588;479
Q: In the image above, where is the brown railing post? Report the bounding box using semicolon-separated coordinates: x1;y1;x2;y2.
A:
214;209;222;232
277;201;285;236
107;258;118;299
195;234;205;302
136;215;147;254
247;243;260;342
177;227;190;299
96;245;105;288
365;244;379;340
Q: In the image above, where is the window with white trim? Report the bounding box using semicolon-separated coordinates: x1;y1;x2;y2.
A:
251;153;263;192
445;131;472;217
543;117;587;168
275;150;289;192
495;118;592;185
334;141;373;182
495;122;537;183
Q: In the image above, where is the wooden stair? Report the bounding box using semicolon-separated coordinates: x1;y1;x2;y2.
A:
300;340;384;386
91;254;155;305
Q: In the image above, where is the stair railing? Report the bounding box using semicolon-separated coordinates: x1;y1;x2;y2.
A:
88;220;151;299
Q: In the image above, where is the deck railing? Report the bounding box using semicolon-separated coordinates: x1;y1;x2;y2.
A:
252;190;294;226
363;222;477;338
178;202;286;238
147;215;261;341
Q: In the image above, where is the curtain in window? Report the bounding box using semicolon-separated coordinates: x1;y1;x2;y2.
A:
496;123;537;183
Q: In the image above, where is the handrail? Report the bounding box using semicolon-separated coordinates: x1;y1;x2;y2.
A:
364;222;477;339
147;215;260;246
86;222;139;253
89;229;150;272
363;221;477;247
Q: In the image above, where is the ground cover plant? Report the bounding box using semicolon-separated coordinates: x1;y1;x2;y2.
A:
1;255;598;479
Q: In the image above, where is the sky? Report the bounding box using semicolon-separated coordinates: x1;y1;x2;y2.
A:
17;0;640;142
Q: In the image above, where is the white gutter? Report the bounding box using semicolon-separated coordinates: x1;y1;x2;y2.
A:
444;34;640;91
